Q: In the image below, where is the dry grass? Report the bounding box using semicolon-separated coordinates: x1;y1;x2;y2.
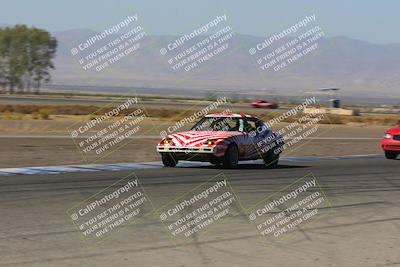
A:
0;104;100;115
0;104;398;125
345;115;399;125
0;104;181;118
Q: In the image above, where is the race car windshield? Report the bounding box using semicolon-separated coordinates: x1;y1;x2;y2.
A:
190;117;244;131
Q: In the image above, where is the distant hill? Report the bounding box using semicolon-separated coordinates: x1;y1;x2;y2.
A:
45;29;400;98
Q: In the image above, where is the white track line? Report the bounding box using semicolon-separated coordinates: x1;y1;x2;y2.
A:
0;154;382;176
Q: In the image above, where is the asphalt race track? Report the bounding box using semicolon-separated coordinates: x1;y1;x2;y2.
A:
1;156;399;267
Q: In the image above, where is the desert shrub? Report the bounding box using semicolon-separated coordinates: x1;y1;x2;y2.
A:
32;112;39;120
38;109;50;120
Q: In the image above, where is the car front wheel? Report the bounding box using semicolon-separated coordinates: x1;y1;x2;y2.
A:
161;153;178;167
385;151;398;160
223;144;239;168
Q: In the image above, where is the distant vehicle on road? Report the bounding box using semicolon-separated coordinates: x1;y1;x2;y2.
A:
381;126;400;159
156;113;284;168
251;100;278;109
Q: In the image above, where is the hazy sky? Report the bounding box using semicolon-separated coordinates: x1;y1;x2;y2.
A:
1;0;399;44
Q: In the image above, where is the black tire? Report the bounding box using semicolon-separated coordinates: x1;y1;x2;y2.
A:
385;151;398;160
263;147;279;168
223;144;239;168
161;153;178;167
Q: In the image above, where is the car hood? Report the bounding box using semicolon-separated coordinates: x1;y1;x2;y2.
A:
167;131;243;147
386;126;400;134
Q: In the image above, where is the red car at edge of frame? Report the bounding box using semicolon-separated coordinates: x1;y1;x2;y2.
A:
381;125;400;159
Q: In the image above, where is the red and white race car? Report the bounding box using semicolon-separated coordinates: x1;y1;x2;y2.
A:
381;126;400;159
156;113;284;168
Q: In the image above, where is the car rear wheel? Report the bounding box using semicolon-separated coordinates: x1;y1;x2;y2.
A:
223;144;239;168
161;153;178;167
263;147;279;168
385;151;398;160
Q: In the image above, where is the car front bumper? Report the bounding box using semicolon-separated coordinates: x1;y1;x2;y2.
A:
381;139;400;152
156;145;226;161
157;146;214;154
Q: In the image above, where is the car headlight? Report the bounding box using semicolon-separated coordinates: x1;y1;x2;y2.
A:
162;138;172;144
205;139;216;146
383;133;392;139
